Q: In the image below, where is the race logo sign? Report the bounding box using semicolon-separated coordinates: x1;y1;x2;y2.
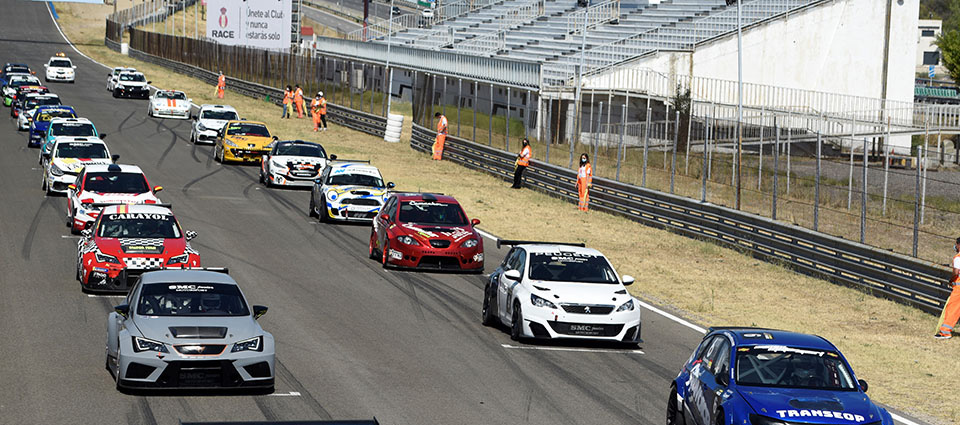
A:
206;0;293;52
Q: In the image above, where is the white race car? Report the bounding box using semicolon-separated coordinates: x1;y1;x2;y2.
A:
112;71;150;99
16;93;60;130
41;137;112;195
65;163;164;234
190;104;238;144
147;89;192;119
481;241;642;344
106;67;136;91
259;140;330;188
308;161;394;222
43;53;75;83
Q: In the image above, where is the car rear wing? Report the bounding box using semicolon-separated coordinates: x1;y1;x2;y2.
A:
495;239;587;249
328;155;370;163
89;202;173;210
152;266;229;274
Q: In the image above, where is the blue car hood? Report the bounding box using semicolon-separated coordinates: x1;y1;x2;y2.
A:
738;387;882;424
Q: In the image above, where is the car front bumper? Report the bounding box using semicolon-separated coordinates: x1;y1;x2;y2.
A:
115;87;149;98
521;306;642;342
47;172;78;193
117;340;275;389
384;243;484;271
268;169;318;187
224;147;269;163
325;202;381;222
28;130;44;146
196;129;218;143
47;71;74;82
152;108;190;119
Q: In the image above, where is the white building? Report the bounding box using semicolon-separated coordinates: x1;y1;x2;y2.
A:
917;19;944;77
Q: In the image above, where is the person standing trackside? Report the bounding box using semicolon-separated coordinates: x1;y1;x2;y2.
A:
311;91;327;132
935;237;960;339
576;153;592;211
281;86;293;119
433;112;447;160
216;71;226;99
294;85;305;119
511;138;531;189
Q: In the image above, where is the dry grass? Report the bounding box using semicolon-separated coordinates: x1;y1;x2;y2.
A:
54;7;960;424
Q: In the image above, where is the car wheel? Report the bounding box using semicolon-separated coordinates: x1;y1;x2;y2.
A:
76;259;82;282
112;88;119;98
381;241;391;269
368;231;380;260
667;385;683;425
308;192;319;218
510;301;523;341
714;412;727;425
218;145;226;163
481;284;499;327
41;173;50;194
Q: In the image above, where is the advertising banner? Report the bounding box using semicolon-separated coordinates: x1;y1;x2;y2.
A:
207;0;292;51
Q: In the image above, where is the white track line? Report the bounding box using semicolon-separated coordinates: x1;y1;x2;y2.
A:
501;344;644;355
268;391;301;397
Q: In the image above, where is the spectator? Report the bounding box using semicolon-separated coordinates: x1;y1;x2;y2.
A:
512;138;531;189
935;237;960;339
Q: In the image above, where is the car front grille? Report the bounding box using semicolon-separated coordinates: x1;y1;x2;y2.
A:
341;198;380;206
560;304;614;315
173;344;226;356
429;240;452;248
549;321;624;337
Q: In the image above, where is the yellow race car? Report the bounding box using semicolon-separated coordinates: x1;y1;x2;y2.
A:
213;120;277;163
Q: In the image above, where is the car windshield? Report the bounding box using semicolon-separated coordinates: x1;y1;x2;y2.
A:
157;91;186;100
55;142;108;159
119;73;145;82
10;77;39;87
201;110;238;120
51;122;96;137
326;172;384;187
25;96;60;109
137;283;250;317
226;123;270;137
97;212;181;238
736;345;857;391
84;172;150;193
6;66;30;74
276;143;325;157
50;60;71;67
35;109;75;122
526;253;619;284
398;201;467;225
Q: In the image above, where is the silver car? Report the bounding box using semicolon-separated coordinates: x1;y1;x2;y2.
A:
105;269;274;391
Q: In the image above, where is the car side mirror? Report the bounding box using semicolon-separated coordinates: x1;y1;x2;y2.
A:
99;133;108;140
387;182;396;189
43;64;48;68
147;81;152;84
187;98;192;103
107;73;111;77
81;228;92;238
114;304;129;318
41;151;51;159
314;178;322;185
716;372;729;387
329;154;337;160
72;66;77;69
185;230;198;241
67;184;77;191
153;185;163;193
622;275;635;286
858;379;868;393
84;220;95;230
504;269;521;281
380;214;390;221
253;305;268;319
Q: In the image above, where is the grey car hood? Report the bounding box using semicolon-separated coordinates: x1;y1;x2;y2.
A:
132;314;262;344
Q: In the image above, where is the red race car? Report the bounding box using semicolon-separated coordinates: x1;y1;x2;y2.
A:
369;193;484;272
76;204;200;292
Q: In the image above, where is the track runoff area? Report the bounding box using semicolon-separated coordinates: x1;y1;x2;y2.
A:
0;0;926;424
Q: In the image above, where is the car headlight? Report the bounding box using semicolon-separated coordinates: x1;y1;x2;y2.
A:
166;254;188;265
397;235;420;246
96;252;121;264
231;335;263;353
49;164;64;176
616;299;635;312
132;336;168;353
462;238;478;248
197;123;208;131
270;160;286;170
116;84;124;90
530;294;557;309
223;139;239;148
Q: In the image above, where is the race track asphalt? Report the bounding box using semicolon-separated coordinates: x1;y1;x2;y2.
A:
0;1;729;423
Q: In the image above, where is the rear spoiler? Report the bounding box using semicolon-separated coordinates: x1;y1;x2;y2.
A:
496;239;586;249
149;266;229;274
88;202;173;210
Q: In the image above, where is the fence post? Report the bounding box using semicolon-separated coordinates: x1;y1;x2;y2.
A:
525;90;531;141
473;81;478;142
921;146;928;225
847;136;855;210
594;102;603;174
786;126;792;195
369;65;376;114
861;138;868;244
773;120;779;220
913;149;921;257
814;132;821;231
685;103;693;175
506;86;511;151
666;106;671;172
702;112;710;203
617;103;626;181
457;79;462;137
671;110;679;194
882;117;890;216
441;75;447;118
349;62;354;110
545;98;552;163
642;107;651;187
489;83;494;147
758;110;764;190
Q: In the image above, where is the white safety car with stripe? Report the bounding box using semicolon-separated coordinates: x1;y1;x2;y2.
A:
148;89;192;119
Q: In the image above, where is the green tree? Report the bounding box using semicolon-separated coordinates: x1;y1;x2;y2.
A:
936;29;960;82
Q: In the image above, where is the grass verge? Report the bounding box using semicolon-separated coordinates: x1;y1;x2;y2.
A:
53;5;959;424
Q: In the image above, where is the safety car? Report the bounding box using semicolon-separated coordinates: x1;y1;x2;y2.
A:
259;140;329;188
308;161;394;222
480;241;641;343
667;328;894;425
190;104;239;144
106;66;136;91
28;105;76;147
40;117;103;158
15;93;60;130
370;193;484;272
112;71;150;99
66;162;163;234
213;120;275;163
1;74;39;106
76;204;200;292
105;269;273;390
40;137;111;194
43;53;76;83
147;89;192;119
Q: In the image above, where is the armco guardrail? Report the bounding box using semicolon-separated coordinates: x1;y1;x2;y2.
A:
410;124;953;315
117;45;387;138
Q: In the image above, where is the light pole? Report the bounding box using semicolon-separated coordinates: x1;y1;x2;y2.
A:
572;2;589;167
735;0;743;210
385;0;395;115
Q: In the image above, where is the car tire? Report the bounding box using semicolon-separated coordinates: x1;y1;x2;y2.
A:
510;301;523;341
667;385;683;425
481;284;499;327
112;88;119;98
308;192;319;218
381;241;391;269
41;174;51;195
218;145;226;163
368;231;380;260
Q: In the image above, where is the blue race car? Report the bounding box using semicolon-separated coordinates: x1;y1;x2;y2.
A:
28;105;76;147
668;327;892;425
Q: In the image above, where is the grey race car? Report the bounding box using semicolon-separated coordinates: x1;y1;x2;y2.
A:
105;269;274;391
